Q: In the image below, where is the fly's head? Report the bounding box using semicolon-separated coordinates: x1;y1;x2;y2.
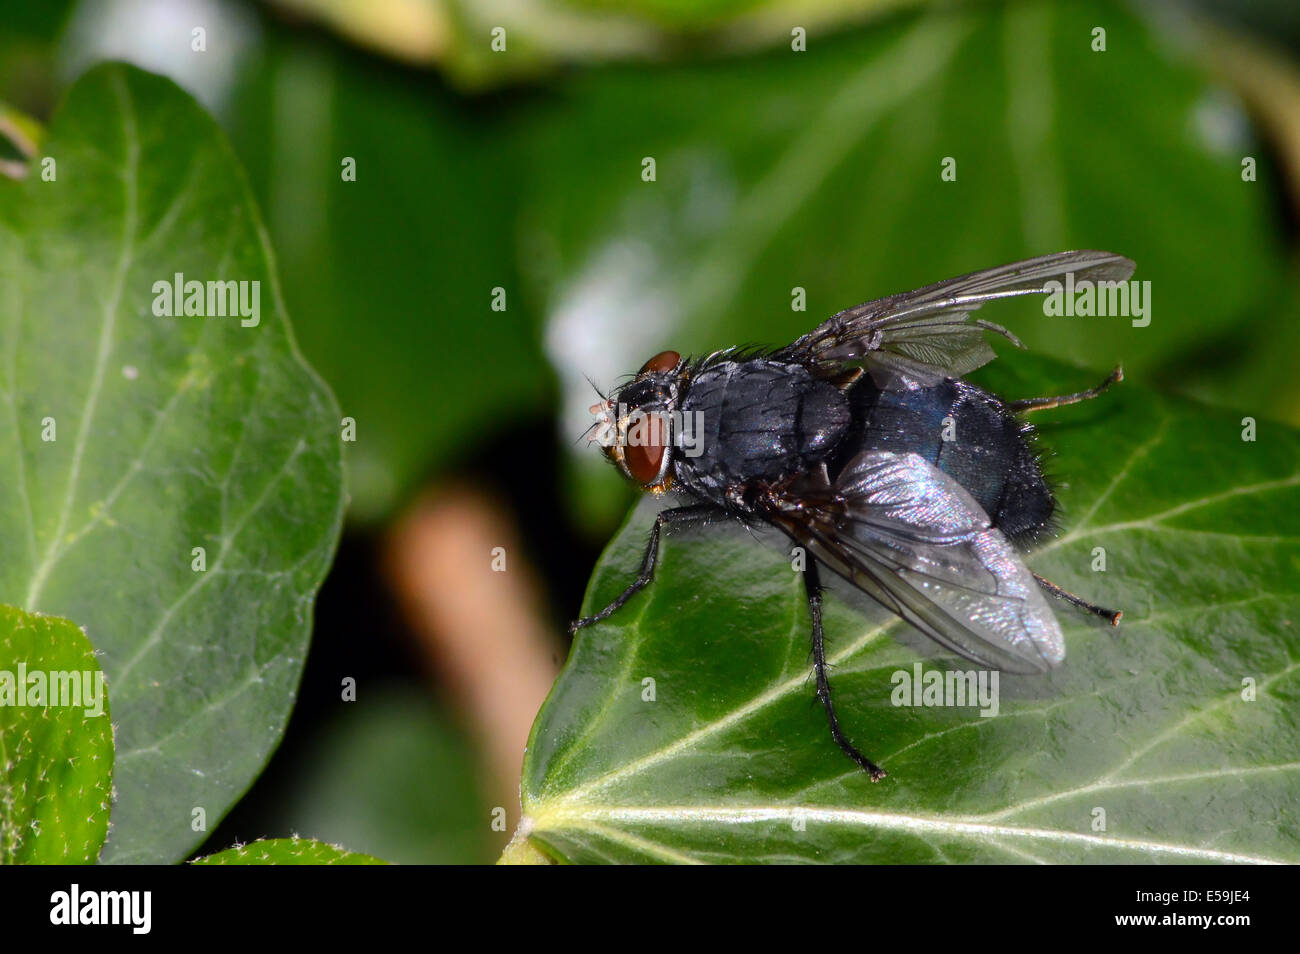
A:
588;350;684;495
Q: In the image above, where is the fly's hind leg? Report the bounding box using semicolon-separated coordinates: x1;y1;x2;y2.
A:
804;559;886;781
569;504;718;634
1008;365;1123;415
1033;571;1122;626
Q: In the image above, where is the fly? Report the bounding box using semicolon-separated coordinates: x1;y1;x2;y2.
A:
575;250;1133;780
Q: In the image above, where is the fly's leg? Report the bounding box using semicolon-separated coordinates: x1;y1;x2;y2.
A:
569;504;718;634
804;559;886;781
1008;366;1122;415
1033;571;1122;625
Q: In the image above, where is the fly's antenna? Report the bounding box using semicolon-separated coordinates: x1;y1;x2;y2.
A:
576;375;614;445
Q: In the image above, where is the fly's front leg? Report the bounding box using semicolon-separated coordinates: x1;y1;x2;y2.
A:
569;504;718;634
804;559;886;781
1008;365;1122;415
1033;571;1122;625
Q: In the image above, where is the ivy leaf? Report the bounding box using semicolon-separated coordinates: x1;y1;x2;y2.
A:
193;837;385;865
0;604;113;864
0;64;344;863
516;357;1300;863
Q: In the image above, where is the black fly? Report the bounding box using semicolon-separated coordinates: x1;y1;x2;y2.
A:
575;251;1133;780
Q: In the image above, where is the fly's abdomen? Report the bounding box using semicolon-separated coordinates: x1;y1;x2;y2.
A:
836;377;1054;544
677;359;849;499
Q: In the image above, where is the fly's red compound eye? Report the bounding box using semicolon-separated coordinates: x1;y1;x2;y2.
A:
623;412;666;485
638;350;680;375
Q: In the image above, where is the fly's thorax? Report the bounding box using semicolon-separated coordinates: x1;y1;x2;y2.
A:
674;358;852;506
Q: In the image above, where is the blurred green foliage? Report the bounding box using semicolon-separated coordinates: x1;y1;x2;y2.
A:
227;37;548;522
514;1;1294;528
256;0;1300;530
227;687;494;865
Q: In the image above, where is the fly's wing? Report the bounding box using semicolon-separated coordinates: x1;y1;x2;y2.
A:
766;450;1064;673
777;250;1135;384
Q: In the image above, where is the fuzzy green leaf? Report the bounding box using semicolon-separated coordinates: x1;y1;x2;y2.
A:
0;604;113;864
193;837;385;865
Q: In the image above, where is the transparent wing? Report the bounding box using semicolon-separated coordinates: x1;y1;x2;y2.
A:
765;451;1064;673
778;250;1135;383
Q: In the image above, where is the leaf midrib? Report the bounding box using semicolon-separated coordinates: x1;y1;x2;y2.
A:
24;69;139;612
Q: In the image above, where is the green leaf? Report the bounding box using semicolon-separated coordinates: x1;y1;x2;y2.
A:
0;64;344;863
517;356;1300;863
520;0;1288;516
193;837;385;865
0;604;113;864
